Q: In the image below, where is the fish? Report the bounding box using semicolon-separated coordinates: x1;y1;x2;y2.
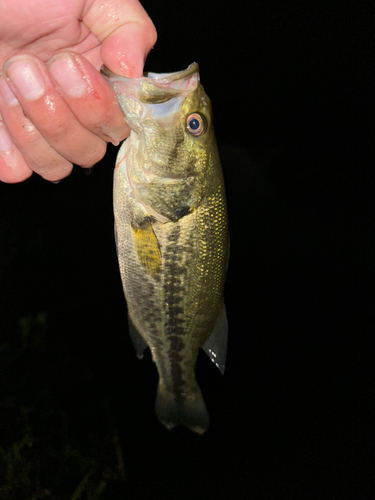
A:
101;63;229;434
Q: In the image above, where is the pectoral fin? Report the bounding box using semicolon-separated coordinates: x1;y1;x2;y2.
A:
131;219;161;275
202;303;228;375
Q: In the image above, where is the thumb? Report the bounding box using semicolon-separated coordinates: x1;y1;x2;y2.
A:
83;0;157;77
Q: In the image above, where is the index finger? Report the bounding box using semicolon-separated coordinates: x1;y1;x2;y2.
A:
48;51;130;144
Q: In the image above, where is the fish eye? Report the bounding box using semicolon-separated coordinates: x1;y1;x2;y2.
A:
186;113;204;136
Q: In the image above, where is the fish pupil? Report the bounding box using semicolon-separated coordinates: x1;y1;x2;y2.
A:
189;118;200;130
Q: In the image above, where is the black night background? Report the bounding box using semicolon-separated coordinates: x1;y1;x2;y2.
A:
0;1;373;498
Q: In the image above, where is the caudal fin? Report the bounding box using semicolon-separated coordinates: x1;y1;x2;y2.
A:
156;383;209;434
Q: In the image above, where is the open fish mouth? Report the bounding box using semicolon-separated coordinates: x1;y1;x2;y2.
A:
101;63;200;121
101;62;199;88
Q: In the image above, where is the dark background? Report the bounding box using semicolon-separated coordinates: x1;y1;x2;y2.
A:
0;1;373;498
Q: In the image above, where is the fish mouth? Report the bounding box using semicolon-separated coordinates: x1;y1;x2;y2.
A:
101;63;200;112
144;62;199;84
101;62;199;87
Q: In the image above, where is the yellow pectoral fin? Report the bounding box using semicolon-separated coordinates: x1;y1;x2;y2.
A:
131;220;161;275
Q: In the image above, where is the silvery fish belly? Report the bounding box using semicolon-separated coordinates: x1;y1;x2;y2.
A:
102;63;229;434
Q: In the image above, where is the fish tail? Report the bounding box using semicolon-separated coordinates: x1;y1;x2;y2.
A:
156;382;209;434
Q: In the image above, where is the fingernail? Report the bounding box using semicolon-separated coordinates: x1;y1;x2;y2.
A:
5;57;45;100
48;53;87;98
83;166;94;175
0;123;12;152
0;75;19;106
51;180;60;184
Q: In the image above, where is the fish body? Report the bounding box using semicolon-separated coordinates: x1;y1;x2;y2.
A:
102;63;229;433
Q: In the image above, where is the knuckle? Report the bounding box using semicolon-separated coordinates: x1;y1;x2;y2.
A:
78;140;106;167
14;123;40;146
148;24;158;48
144;20;157;49
41;162;73;181
42;120;70;139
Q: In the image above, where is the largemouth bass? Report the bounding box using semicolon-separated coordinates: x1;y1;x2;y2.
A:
102;63;229;434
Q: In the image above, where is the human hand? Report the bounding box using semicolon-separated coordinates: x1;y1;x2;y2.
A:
0;0;157;182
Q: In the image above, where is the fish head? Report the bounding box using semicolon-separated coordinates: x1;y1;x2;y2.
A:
102;63;218;221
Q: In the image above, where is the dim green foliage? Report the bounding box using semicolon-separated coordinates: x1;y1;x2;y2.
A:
0;313;126;500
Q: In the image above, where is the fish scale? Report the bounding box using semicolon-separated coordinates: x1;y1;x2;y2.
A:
104;63;229;433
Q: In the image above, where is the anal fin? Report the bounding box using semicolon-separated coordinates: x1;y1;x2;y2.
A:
202;303;228;374
128;315;148;359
